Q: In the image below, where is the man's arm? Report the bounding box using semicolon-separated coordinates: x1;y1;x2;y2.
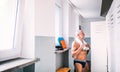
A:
85;43;90;53
85;44;90;48
71;41;83;58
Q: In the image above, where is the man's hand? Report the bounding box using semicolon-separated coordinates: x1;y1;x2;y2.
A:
85;44;90;48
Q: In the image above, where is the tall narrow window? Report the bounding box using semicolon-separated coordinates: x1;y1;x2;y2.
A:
0;0;17;51
0;0;21;61
55;3;62;45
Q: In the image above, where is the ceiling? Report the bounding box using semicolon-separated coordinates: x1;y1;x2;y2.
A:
70;0;105;20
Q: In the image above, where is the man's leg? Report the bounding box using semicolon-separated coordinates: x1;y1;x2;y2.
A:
83;63;89;72
75;63;83;72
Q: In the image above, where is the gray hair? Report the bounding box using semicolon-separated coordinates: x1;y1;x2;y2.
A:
76;30;85;36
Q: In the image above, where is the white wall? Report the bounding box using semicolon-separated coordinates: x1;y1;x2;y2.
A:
68;4;75;37
35;0;55;36
69;5;83;37
62;0;69;46
82;20;91;37
35;0;56;71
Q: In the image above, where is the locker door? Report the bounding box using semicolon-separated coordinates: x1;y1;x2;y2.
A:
91;21;107;72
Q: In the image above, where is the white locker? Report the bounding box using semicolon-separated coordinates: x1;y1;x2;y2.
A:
106;0;120;72
91;21;107;72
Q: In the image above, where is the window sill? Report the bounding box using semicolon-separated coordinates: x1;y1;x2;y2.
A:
0;58;40;72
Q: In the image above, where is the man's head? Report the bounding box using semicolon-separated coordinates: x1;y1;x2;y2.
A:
76;30;85;39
